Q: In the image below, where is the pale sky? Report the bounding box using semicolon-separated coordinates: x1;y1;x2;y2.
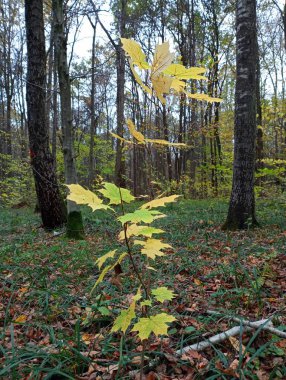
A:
70;0;285;61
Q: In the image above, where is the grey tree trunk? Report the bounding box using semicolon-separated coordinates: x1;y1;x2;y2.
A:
24;0;66;228
52;0;84;239
223;0;259;230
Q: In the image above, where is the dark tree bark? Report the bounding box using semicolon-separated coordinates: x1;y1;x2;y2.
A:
87;15;97;188
223;0;259;230
52;0;84;239
24;0;66;228
114;0;127;187
256;60;263;173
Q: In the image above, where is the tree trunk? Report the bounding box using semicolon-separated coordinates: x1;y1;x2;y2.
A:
52;58;58;162
52;0;84;239
114;0;127;187
223;0;259;230
88;18;97;188
24;0;66;229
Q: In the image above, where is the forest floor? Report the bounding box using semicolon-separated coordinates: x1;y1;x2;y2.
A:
0;198;286;380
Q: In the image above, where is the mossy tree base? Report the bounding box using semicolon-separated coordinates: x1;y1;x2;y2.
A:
222;212;259;231
66;211;84;239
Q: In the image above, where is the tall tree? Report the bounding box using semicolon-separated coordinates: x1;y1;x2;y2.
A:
24;0;66;228
114;0;127;187
93;0;127;187
223;0;259;229
52;0;84;238
87;13;97;188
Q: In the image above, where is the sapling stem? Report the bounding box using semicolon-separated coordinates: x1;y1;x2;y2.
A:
118;187;149;299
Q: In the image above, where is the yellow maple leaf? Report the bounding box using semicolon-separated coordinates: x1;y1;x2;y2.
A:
110;132;133;144
134;238;172;260
141;195;180;210
151;42;174;78
66;184;111;212
170;78;186;92
126;119;145;143
132;313;176;340
145;138;187;147
164;64;207;80
112;287;141;334
91;253;127;294
185;91;223;103
111;304;136;334
118;224;164;241
151;287;176;303
151;74;173;103
121;38;150;69
96;249;118;269
130;62;152;95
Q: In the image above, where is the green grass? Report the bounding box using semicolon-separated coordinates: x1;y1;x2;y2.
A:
0;199;285;379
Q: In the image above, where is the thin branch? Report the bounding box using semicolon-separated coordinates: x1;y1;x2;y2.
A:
97;16;118;51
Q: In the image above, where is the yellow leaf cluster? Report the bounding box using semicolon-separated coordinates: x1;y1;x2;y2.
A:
141;195;180;210
121;38;150;69
120;38;223;104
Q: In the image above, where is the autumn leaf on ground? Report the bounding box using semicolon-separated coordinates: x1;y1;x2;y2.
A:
98;182;134;205
141;195;180;210
118;209;165;224
14;315;28;323
151;287;176;303
229;336;246;354
82;333;94;345
132;313;176;340
134;238;172;260
66;184;111;212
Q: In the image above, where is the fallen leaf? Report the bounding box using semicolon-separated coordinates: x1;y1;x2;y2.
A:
14;315;27;323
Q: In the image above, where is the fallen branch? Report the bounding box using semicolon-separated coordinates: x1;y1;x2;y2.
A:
176;313;286;354
176;324;254;353
206;310;286;339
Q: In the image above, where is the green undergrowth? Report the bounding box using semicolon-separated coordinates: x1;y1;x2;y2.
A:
0;198;285;379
